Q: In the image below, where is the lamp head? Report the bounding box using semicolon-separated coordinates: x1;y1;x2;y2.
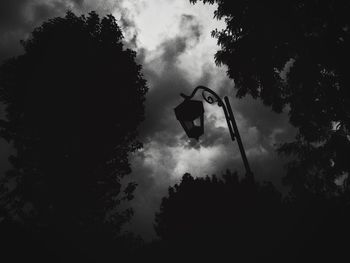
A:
174;99;204;140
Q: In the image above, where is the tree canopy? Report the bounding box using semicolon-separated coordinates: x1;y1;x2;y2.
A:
190;0;350;194
154;171;284;260
0;11;147;261
153;172;350;262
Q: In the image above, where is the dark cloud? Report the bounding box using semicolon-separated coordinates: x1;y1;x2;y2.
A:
124;10;298;240
125;14;208;240
179;14;202;42
0;0;127;63
118;8;139;49
124;145;177;240
0;0;30;62
137;15;204;143
0;0;27;31
125;10;295;240
0;0;63;62
153;15;202;66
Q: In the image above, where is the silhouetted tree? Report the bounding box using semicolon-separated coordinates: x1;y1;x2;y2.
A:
153;171;350;262
0;11;147;261
190;0;350;194
154;171;284;261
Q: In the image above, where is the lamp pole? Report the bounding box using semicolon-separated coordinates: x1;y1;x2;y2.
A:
180;86;253;178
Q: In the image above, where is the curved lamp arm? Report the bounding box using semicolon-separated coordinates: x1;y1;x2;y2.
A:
180;85;253;178
181;86;235;141
181;85;222;105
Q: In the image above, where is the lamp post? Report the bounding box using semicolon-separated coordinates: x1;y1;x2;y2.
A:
174;86;253;178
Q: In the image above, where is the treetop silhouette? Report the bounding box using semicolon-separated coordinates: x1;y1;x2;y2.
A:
0;10;147;262
153;171;350;262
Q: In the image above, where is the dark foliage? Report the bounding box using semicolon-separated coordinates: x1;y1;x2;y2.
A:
153;172;350;262
154;171;283;261
190;0;350;194
0;11;147;262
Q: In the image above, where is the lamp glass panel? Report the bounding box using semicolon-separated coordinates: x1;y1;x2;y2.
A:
193;117;201;127
183;120;194;131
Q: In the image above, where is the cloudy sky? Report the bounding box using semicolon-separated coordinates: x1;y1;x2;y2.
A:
0;0;297;240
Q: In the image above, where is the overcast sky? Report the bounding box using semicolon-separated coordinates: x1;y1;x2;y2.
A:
0;0;297;240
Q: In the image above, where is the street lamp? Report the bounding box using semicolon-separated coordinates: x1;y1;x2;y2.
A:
174;86;253;178
174;99;204;140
